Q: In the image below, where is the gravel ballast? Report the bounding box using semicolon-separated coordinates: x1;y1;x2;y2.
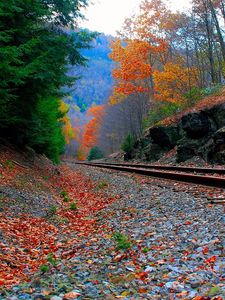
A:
1;163;225;300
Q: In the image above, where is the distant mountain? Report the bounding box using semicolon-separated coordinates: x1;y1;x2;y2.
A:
67;33;115;112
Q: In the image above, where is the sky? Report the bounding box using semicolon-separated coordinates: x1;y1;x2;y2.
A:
79;0;191;36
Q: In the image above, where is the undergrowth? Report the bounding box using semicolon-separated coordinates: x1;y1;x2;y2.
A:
113;232;131;250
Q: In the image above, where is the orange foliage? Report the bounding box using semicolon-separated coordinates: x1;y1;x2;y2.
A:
109;39;152;103
120;0;169;65
78;105;105;159
153;62;200;104
122;0;166;40
109;0;170;104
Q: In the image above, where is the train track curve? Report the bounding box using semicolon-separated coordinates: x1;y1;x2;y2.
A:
75;161;225;189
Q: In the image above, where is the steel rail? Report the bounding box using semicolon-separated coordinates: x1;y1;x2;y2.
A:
82;162;225;175
75;162;225;189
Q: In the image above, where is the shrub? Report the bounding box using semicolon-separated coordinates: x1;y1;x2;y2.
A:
121;133;135;155
144;101;181;128
184;87;203;108
60;190;69;202
40;265;49;273
87;146;104;161
202;84;223;97
27;97;65;164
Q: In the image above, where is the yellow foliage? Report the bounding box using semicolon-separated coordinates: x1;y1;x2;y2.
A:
109;92;126;105
153;62;200;104
59;100;76;144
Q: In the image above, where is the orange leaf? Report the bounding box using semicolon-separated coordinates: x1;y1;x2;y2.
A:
184;220;192;225
202;247;209;255
205;256;217;264
63;291;81;299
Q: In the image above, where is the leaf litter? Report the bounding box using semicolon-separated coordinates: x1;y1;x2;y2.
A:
0;150;225;299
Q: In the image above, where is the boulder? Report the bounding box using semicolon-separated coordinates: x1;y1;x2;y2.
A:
177;140;200;162
131;141;164;162
179;112;217;139
144;143;165;162
213;126;225;147
147;125;180;149
130;101;225;164
205;103;225;128
208;127;225;164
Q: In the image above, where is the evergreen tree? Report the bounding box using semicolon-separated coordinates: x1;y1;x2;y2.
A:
87;147;104;161
121;133;135;159
0;0;95;162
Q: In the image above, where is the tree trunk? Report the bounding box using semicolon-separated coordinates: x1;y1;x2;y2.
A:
208;0;225;62
203;4;216;83
219;0;225;25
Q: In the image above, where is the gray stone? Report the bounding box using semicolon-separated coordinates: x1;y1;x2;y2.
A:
148;125;180;149
179;111;216;139
190;280;201;288
18;295;31;300
130;101;225;164
205;103;225;128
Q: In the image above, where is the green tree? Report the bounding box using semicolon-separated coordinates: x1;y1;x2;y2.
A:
121;133;136;159
87;146;104;161
0;0;95;162
28;97;65;164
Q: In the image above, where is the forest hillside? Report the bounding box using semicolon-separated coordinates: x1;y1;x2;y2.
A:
67;33;114;112
69;0;225;162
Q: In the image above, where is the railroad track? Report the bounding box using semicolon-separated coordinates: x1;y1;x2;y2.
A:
75;161;225;190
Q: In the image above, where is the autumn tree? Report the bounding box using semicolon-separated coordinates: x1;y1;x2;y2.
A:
59;101;76;145
97;94;149;155
120;0;169;71
109;38;152;101
79;105;105;159
191;0;225;83
153;61;200;105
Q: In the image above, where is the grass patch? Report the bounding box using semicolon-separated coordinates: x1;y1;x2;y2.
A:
47;205;57;216
142;247;149;253
60;217;69;224
96;181;108;190
113;232;131;250
4;159;15;169
40;264;49;273
70;202;77;210
60;190;69;202
47;253;58;266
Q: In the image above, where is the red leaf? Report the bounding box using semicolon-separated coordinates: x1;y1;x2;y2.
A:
202;247;209;255
205;255;216;264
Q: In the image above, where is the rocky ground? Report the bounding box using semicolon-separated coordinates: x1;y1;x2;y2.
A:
1;150;225;300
